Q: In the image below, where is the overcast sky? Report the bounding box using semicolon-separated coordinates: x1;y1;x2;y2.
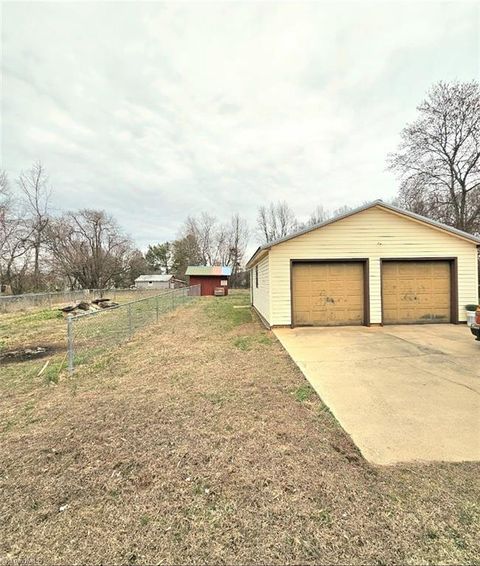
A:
2;1;479;251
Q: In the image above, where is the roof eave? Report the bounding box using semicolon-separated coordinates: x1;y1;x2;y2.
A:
246;246;270;269
247;200;480;262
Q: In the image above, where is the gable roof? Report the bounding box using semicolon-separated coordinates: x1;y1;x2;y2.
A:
135;274;173;282
185;266;232;276
246;200;480;268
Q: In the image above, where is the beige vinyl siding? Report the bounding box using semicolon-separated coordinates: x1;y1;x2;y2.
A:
268;206;478;325
252;255;270;324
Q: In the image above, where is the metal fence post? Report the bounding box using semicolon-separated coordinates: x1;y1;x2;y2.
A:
67;315;74;374
128;303;133;337
172;290;175;309
156;295;159;323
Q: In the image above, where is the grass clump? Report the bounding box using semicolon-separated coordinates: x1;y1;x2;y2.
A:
26;309;64;322
425;528;439;540
200;392;229;407
233;332;274;351
43;361;65;385
316;508;333;526
293;382;315;403
139;515;151;526
233;336;253;351
256;333;273;346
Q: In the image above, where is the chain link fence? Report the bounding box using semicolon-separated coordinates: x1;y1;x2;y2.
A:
89;288;172;301
0;287;179;314
66;285;201;373
0;290;90;314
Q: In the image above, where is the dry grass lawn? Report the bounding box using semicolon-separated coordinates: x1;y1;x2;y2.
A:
1;292;479;564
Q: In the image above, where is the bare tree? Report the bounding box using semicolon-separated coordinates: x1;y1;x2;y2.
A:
0;172;33;293
256;201;298;243
228;213;249;275
307;205;329;226
18;162;51;289
0;171;10;208
46;209;133;289
217;213;249;283
331;205;354;217
179;212;249;277
388;81;480;234
116;249;148;287
185;212;218;265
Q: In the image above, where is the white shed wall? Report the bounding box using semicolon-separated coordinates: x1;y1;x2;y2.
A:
136;280;171;289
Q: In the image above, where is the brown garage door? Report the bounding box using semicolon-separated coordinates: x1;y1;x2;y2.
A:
382;261;451;324
292;262;365;326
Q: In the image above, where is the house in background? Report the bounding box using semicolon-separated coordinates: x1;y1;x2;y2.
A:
135;274;185;290
185;266;232;296
246;200;480;328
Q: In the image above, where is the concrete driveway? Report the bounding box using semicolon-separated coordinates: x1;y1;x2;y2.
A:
274;325;480;465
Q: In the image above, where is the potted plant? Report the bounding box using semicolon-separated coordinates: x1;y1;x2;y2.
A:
465;304;479;327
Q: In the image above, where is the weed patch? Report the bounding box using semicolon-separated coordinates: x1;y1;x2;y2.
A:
233;336;253;351
256;333;273;346
233;332;274;351
200;392;229;407
293;382;315;402
43;361;65;385
425;528;439;540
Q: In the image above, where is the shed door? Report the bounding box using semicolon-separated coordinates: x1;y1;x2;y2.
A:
292;262;365;326
382;261;451;324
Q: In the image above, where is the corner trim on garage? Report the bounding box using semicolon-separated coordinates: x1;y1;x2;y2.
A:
289;258;370;328
251;304;271;330
379;257;459;325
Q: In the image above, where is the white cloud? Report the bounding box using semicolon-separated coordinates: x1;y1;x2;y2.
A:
1;0;478;252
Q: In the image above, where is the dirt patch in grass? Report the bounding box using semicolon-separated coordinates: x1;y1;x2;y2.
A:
0;345;64;364
0;291;479;564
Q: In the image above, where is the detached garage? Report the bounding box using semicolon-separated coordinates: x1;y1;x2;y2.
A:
247;201;480;328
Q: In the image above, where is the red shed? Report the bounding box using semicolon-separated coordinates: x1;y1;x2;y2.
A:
185;266;232;296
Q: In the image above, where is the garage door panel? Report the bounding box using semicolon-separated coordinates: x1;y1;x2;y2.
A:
310;282;328;293
347;285;364;296
397;263;419;276
432;280;450;293
327;309;363;324
295;312;312;325
432;263;450;276
292;262;365;326
382;261;451;324
311;298;327;309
